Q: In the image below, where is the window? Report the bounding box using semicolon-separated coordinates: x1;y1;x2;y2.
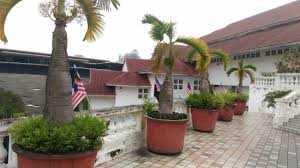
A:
284;48;289;53
298;47;300;52
238;55;241;59
233;56;237;60
243;54;247;59
138;89;149;99
193;80;201;90
174;79;183;90
265;51;270;56
250;53;255;58
256;52;260;57
271;50;276;55
278;49;283;55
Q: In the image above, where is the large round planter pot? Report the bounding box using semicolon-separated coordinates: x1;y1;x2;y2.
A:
191;108;218;132
218;105;234;121
234;101;246;115
12;144;99;168
146;116;188;155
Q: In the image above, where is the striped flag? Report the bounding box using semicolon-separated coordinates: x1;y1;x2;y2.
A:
155;76;161;91
72;64;87;110
186;82;192;95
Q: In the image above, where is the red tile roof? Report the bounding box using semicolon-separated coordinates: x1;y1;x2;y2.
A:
106;73;151;86
208;21;300;54
85;69;123;95
202;1;300;42
125;58;198;75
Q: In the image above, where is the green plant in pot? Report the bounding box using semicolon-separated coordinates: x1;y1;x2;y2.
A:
233;93;249;115
142;14;209;154
218;93;236;121
186;93;224;132
1;0;119;167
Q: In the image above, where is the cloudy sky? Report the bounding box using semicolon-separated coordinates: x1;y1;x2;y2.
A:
0;0;296;61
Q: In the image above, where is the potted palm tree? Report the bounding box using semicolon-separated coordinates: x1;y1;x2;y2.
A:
186;93;224;132
218;93;236;121
1;0;119;167
227;60;256;115
142;14;209;154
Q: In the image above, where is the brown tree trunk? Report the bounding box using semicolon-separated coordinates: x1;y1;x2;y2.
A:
200;72;210;93
237;79;243;93
43;17;73;124
158;71;173;114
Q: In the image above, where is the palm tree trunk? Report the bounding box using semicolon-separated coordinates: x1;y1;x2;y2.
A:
158;70;173;114
200;72;210;92
237;79;243;93
43;16;73;124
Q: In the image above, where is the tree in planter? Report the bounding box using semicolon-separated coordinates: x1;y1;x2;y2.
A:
226;60;257;93
0;0;119;123
142;14;210;115
186;46;229;92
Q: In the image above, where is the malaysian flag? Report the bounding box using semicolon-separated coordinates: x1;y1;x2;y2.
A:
72;64;87;110
186;82;192;95
154;76;161;100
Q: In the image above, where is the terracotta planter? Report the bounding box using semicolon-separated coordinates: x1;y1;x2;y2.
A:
218;105;234;121
191;108;218;132
146;116;188;154
234;101;246;115
13;144;99;168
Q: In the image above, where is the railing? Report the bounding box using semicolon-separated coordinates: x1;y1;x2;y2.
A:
273;90;300;128
254;77;275;87
254;73;300;88
0;119;16;168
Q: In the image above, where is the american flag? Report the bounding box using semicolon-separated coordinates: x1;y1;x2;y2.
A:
72;65;87;110
186;82;192;95
155;76;161;91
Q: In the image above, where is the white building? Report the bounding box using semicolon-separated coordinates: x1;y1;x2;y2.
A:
85;58;200;110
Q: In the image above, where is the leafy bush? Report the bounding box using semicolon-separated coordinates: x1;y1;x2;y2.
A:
233;93;249;102
9;114;108;154
143;98;156;113
186;93;224;110
0;89;25;119
147;111;187;120
263;90;291;108
218;92;236;106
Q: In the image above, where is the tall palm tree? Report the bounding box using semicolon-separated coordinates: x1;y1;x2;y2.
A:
187;46;229;92
142;14;209;114
226;60;257;93
0;0;119;124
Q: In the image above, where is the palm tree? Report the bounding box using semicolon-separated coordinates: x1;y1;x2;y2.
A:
142;14;209;114
0;0;119;124
187;46;229;92
226;60;257;93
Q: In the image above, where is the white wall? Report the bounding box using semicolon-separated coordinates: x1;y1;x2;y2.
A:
208;53;282;87
115;86;151;107
122;62;128;72
248;85;275;113
88;96;115;110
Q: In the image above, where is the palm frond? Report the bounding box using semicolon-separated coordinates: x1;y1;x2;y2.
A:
244;64;257;72
165;21;176;41
210;49;229;71
236;69;245;81
94;0;119;10
0;0;22;43
226;67;238;77
142;14;167;42
245;70;256;84
76;0;104;42
151;42;167;74
149;23;165;42
176;37;210;70
142;14;163;25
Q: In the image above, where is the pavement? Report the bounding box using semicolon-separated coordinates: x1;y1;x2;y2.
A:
97;112;300;168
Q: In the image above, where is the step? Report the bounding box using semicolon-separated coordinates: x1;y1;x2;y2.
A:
282;122;300;129
280;126;300;135
288;118;300;123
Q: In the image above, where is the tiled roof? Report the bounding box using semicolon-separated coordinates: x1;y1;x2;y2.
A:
202;1;300;42
207;21;300;54
106;73;151;86
85;69;123;95
125;58;198;75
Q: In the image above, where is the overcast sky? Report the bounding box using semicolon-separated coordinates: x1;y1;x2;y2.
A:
0;0;296;61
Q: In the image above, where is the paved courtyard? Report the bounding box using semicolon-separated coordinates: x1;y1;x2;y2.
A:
97;112;300;168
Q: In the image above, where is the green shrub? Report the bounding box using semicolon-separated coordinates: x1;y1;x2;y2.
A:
233;93;249;102
9;114;108;154
0;89;25;119
186;92;224;110
263;90;291;108
218;92;236;106
143;98;156;113
147;111;187;120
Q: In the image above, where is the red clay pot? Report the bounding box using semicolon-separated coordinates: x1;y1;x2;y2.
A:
13;144;99;168
218;105;234;121
146;116;188;154
234;101;246;115
191;108;218;132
